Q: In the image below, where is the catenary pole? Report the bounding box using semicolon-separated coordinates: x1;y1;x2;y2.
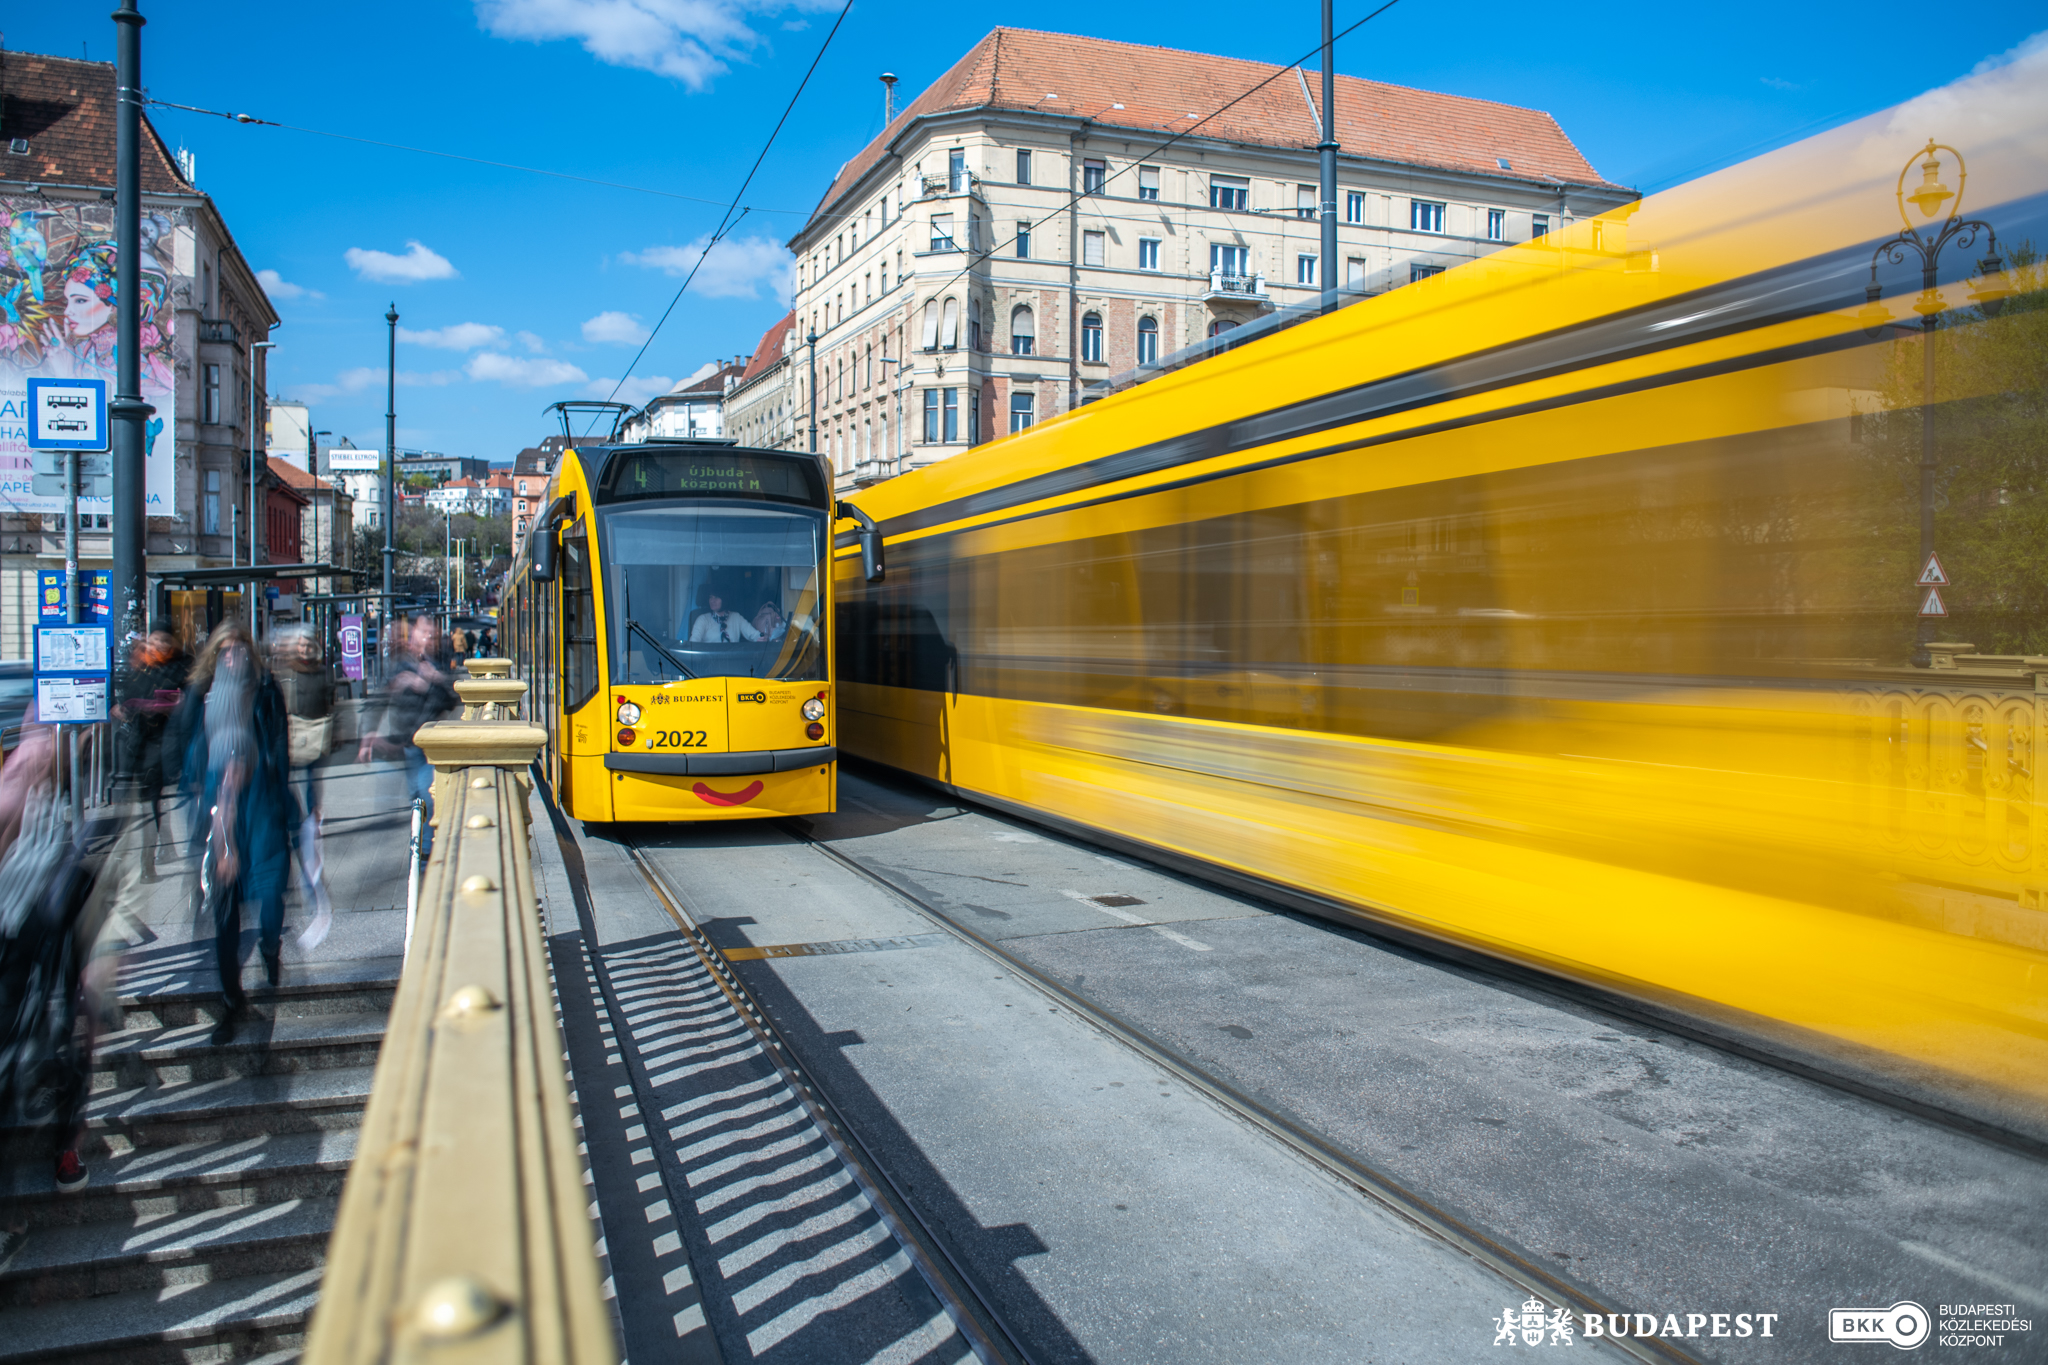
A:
1318;0;1339;313
383;304;397;667
806;329;819;454
110;0;153;642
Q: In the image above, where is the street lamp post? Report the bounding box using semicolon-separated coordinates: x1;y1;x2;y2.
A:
383;304;398;670
806;329;820;455
110;0;154;645
1857;140;2009;667
1317;0;1339;314
247;338;276;638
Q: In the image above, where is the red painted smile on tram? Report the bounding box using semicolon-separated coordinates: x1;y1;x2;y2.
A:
693;781;765;807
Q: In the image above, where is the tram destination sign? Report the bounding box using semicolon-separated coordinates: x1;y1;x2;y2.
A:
603;450;824;506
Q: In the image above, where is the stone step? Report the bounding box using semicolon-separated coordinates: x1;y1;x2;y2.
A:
0;1196;337;1309
0;1265;322;1365
115;956;402;1033
6;1129;358;1231
31;1064;378;1159
92;1013;387;1090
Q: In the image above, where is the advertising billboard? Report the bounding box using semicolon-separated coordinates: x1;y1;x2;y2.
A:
0;199;178;514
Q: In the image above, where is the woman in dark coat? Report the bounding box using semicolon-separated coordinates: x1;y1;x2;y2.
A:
178;624;299;1040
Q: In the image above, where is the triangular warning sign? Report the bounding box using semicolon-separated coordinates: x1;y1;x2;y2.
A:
1919;587;1948;617
1917;552;1949;586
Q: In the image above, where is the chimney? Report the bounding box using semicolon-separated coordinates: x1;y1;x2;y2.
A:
881;73;899;125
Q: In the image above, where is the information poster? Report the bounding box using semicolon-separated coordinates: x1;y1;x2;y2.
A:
339;614;365;681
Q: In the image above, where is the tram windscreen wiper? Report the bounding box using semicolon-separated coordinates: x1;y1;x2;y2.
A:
626;618;697;680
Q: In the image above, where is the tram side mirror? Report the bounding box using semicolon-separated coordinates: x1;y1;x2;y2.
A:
835;501;886;584
532;524;558;582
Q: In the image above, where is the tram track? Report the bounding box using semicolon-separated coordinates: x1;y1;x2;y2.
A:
775;818;1702;1365
616;834;1039;1365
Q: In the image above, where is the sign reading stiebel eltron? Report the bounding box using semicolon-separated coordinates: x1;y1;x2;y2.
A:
0;200;178;514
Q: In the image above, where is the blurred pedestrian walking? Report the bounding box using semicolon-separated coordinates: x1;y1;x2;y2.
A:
273;627;334;949
178;625;299;1042
360;617;456;860
113;622;187;882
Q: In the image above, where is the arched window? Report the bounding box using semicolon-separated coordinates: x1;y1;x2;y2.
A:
940;297;961;349
1137;315;1159;366
1011;306;1035;356
1207;318;1240;338
1081;312;1104;364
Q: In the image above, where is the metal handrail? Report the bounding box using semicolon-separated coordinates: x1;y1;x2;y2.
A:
304;718;615;1365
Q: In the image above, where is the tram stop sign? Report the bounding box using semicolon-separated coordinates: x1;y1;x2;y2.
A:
26;378;109;451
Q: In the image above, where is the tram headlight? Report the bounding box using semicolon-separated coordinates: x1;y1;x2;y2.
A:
801;697;826;721
616;700;642;726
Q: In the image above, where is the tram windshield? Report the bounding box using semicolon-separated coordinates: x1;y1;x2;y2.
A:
601;505;826;683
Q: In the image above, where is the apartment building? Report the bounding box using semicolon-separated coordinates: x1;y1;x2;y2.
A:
724;312;802;451
786;28;1633;491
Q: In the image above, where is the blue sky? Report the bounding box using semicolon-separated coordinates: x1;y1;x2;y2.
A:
9;2;2044;461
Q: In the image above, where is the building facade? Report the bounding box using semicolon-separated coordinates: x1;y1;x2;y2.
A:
0;50;281;654
785;29;1634;493
422;477;509;517
724;313;801;451
619;362;747;443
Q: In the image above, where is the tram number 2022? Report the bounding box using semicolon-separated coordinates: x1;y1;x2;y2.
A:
649;730;709;749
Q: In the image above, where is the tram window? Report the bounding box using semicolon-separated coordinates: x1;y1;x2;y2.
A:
601;505;826;683
562;526;599;712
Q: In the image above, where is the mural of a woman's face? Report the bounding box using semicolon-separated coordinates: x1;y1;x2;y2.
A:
65;280;112;337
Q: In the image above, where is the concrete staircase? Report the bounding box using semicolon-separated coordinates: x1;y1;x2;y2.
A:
0;951;400;1364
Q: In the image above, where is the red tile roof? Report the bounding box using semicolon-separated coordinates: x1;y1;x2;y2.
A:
268;457;335;492
1;51;191;192
739;312;796;382
802;28;1624;237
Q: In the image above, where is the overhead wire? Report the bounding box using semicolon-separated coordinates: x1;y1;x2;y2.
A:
145;97;807;215
587;0;856;431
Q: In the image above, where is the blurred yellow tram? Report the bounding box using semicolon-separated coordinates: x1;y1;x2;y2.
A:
834;79;2048;1129
506;426;884;822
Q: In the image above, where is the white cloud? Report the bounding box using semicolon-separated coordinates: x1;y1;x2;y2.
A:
581;310;651;345
516;330;548;353
343;241;458;283
474;0;779;89
467;353;589;388
584;375;675;406
303;366;456;401
677;360;719;387
398;322;505;350
619;235;793;301
256;268;322;301
1758;76;1799;91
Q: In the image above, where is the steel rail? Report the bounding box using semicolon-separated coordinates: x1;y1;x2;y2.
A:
617;836;1039;1365
784;822;1705;1365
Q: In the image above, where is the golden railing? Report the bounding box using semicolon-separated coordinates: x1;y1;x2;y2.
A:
304;705;616;1365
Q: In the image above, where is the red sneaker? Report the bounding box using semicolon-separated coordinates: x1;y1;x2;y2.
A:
53;1149;87;1194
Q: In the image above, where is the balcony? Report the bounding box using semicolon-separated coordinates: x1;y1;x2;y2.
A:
920;172;981;199
199;317;240;346
1203;271;1269;303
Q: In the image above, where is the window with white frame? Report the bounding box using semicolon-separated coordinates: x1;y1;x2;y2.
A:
1016;148;1032;185
920;299;939;350
1016;222;1030;258
1297;185;1317;220
1011;305;1035;355
1346;191;1365;224
1138;166;1160;201
1083;159;1106;195
204;364;222;424
1487;208;1505;241
1210;243;1248;276
1138;238;1160;270
948;147;968;193
204;468;221;534
1532;213;1550;238
940;297;960;349
1410;199;1446;233
1210;175;1249;210
1080;312;1103;364
1010;389;1035;432
1410;263;1444;282
1346;257;1367;290
1137;316;1158;366
1082;231;1105;267
930;214;955;251
1297;254;1317;285
923;389;940;443
943;388;959;442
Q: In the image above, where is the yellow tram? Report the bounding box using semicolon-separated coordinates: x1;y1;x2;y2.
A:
506;428;883;822
834;88;2048;1126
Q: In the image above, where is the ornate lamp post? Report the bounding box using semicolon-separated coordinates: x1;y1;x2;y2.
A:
1857;140;2011;666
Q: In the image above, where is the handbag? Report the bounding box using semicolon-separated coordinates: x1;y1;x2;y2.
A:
288;714;334;768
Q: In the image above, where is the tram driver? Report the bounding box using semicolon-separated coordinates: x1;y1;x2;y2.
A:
688;593;764;643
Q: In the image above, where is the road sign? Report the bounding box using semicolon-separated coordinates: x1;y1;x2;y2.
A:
36;622;112;675
26;378;109;451
1918;587;1948;618
35;676;110;724
1917;552;1948;587
30;450;114;500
